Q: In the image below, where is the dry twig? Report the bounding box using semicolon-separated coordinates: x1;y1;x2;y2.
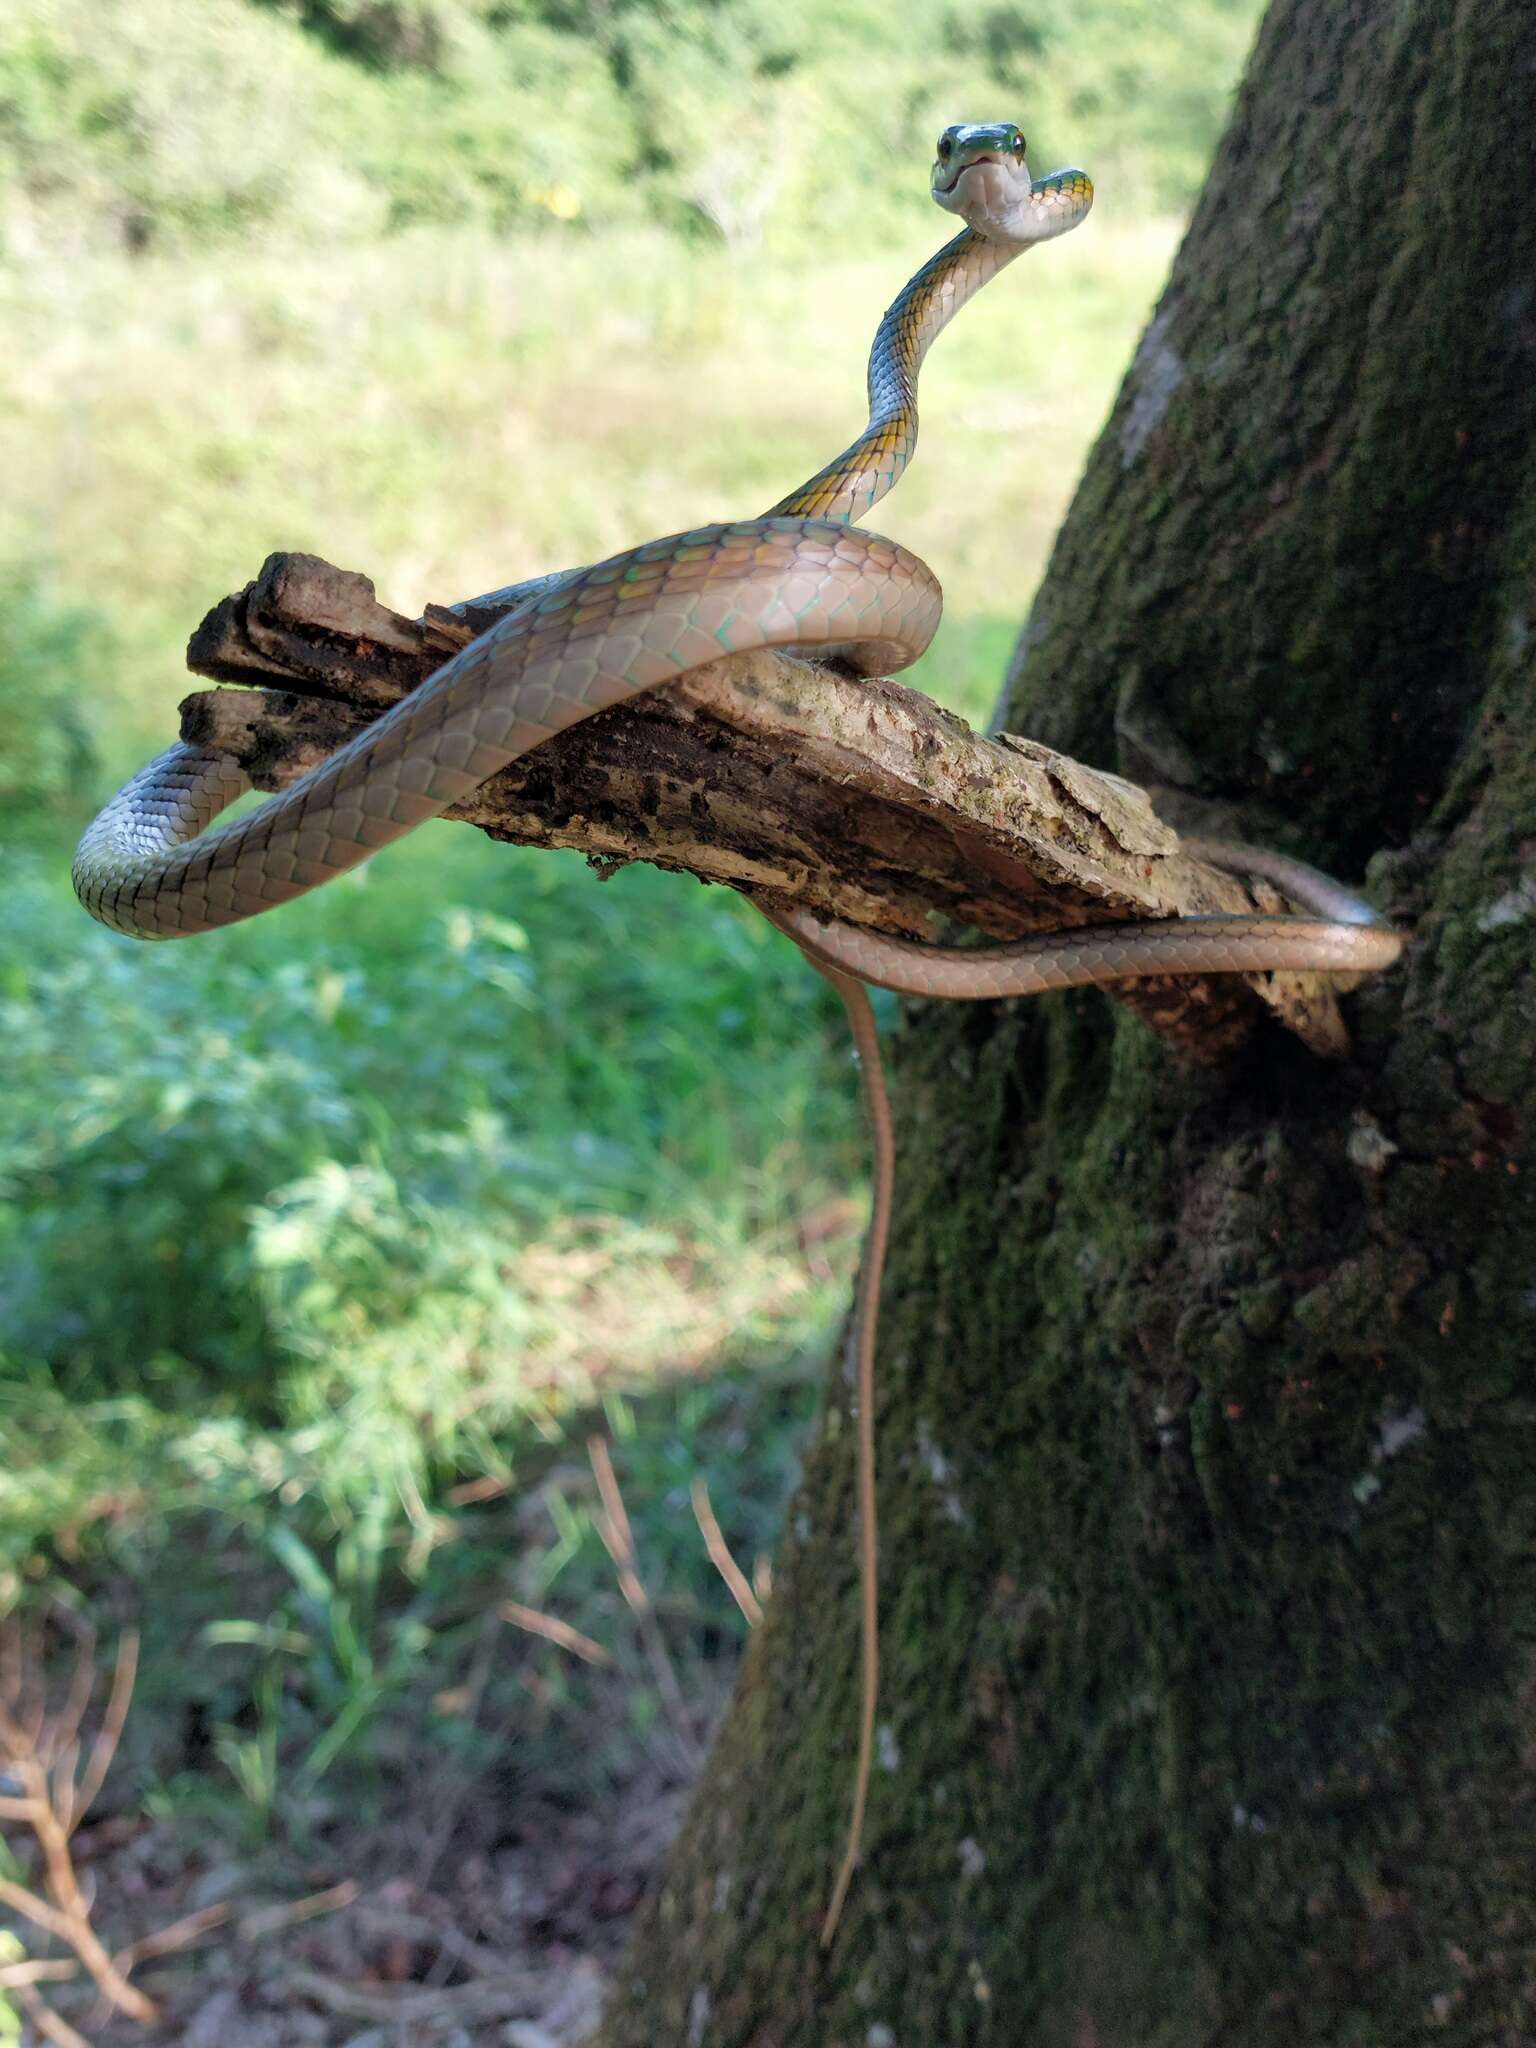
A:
690;1478;764;1627
499;1602;612;1668
0;1619;156;2024
0;1957;78;1989
0;1621;357;2038
111;1902;234;1978
15;1980;91;2048
238;1879;359;1945
587;1439;703;1771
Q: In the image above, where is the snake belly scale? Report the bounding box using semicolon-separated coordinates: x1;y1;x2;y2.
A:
72;122;1402;1945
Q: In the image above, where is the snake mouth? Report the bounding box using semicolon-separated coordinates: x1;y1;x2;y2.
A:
934;151;1002;196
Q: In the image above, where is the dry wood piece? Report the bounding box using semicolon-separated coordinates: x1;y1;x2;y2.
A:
179;551;1357;1060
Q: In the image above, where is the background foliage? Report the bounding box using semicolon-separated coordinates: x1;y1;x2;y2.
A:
0;0;1260;1919
3;0;1258;249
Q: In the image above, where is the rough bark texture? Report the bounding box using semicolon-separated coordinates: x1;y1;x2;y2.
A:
598;3;1536;2043
181;554;1351;1060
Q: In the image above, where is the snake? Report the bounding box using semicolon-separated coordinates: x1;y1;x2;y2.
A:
72;122;1404;1942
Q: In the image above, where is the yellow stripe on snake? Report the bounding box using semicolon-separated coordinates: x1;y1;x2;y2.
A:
73;122;1403;1943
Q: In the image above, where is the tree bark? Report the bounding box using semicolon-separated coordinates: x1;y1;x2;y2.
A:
598;2;1536;2043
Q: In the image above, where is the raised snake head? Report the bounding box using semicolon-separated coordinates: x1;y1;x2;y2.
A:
931;122;1094;245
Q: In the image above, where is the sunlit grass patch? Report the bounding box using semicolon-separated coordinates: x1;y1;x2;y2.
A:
3;216;1176;754
1;842;860;1397
1;821;846;1841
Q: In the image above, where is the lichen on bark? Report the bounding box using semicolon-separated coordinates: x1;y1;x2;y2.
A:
598;0;1536;2041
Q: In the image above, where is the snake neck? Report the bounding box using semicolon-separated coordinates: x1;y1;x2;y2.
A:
766;226;1020;527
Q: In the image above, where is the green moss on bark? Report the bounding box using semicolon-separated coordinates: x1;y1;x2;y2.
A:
1006;0;1536;878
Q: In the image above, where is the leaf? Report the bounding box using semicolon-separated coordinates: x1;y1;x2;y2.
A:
267;1525;337;1610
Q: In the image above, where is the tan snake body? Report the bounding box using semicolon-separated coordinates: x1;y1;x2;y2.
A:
72;123;1403;1942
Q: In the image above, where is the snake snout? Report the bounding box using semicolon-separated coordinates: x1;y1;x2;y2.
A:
933;151;1002;198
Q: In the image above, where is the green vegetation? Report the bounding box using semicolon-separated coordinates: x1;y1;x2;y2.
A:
0;574;98;833
0;0;1260;1932
3;0;1258;251
1;824;851;1837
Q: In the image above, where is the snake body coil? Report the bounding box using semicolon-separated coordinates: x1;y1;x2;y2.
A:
74;126;1394;989
74;138;1092;941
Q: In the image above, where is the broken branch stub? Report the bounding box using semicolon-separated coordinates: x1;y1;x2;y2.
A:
179;552;1352;1060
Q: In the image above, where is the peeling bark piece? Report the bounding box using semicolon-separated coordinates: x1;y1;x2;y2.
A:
186;552;432;708
181;554;1355;1061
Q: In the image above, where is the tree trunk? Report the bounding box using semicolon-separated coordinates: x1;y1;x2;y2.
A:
599;2;1536;2041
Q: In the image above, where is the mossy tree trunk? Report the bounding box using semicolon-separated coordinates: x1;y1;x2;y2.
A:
600;1;1536;2040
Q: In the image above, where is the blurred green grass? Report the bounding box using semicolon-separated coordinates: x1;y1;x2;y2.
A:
2;0;1259;251
0;0;1259;1849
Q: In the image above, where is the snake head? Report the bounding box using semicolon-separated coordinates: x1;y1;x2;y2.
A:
932;122;1093;245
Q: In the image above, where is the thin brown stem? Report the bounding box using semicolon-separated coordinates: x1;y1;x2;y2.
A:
50;1626;98;1768
69;1630;138;1833
0;1875;79;1947
690;1477;765;1627
238;1880;358;1944
112;1901;234;1974
812;967;894;1948
0;1959;79;1989
16;1982;91;2048
0;1844;156;2022
0;1626;157;2023
498;1601;611;1667
588;1438;703;1770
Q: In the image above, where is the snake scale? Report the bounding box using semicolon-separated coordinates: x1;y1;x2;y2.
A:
74;123;1403;1942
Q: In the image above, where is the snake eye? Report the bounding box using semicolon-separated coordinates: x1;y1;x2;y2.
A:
936;134;953;162
1011;131;1026;158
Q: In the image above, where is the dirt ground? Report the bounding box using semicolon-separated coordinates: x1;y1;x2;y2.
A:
16;1762;697;2046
